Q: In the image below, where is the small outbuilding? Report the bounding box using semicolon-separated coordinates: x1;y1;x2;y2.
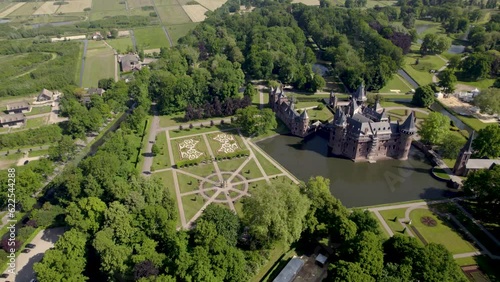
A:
315;254;328;267
0;113;26;127
6;101;31;114
273;257;305;282
119;54;142;72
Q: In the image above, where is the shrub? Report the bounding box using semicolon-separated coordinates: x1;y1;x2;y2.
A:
317;104;324;110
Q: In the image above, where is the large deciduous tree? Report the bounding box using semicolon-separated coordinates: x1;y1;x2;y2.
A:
472;125;500;158
420;34;451;55
242;182;310;248
419;112;450;145
234;107;277;136
199;204;240;246
460;53;493;80
440;132;466;159
463;165;500;216
412;85;436;107
437;69;457;94
474;88;500;115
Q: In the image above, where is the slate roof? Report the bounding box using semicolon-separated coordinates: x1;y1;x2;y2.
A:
352;83;367;101
463;131;474;153
87;88;106;96
120;54;141;72
6;101;30;111
0;113;25;123
300;109;309;120
400;112;417;134
466;159;500;169
273;257;305;282
38;89;54;100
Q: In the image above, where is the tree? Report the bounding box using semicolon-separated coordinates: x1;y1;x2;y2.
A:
463;165;500;215
437;69;457;94
243;182;310;248
420;34;451;55
349;210;380;235
65;197;107;234
328;260;375;282
460;53;493;80
98;78;115;90
440;132;466;159
48;135;77;162
345;231;384;277
134;260;159;280
412;85;435;107
244;83;258;98
416;243;467;282
474;88;500;115
447;55;461;70
419;112;450;145
33;229;89;282
151;144;160;156
234;107;277;136
472;125;500;158
199;204;240;246
110;29;118;38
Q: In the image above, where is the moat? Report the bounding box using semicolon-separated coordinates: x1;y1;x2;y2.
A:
258;135;455;208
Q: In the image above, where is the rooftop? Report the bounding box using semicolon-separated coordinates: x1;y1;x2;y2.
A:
273;257;305;282
466;159;500;170
0;113;25;123
6;101;30;110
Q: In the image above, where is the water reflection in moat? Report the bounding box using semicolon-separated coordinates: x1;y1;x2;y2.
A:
258;135;456;208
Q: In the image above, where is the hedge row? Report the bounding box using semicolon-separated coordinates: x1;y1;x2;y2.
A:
176;159;201;168
215;150;250;161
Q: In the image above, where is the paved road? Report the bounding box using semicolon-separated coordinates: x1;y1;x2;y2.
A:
9;227;66;282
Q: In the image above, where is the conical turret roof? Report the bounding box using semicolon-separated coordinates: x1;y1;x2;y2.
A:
464;131;474;153
300;109;309;120
401;111;417;134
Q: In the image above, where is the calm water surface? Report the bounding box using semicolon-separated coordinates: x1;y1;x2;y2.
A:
258;135;454;207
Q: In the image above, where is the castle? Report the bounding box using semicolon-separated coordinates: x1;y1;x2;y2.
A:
269;86;312;137
269;84;417;162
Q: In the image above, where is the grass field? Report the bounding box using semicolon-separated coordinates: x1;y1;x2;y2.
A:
25;106;51;116
106;38;134;53
410;208;477;254
378;208;410;236
152;131;171;171
379;74;413;94
415;20;444;37
253;149;282;176
307;107;333;122
134;26;170;49
171;136;208;164
152;170;182;227
8;2;39;17
166;23;199;45
82;41;115;88
403;54;447;86
92;0;126;11
156;5;192;25
25;117;48;129
28;149;49;157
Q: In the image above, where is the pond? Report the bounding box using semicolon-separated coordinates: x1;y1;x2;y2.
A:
258;135;456;207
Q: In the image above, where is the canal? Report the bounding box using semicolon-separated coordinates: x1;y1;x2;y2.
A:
258;135;456;207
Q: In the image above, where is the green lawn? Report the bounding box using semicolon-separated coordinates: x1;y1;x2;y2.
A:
0;152;23;162
415;20;445;37
388;109;407;116
216;158;247;173
156;5;192;25
403;54;446;86
456;78;495;89
181;163;216;177
25;117;48;129
152;130;171;171
379;74;413;94
206;130;245;158
307;107;333;122
253;148;282;176
250;242;289;282
170;136;209;164
181;193;206;222
106;38;134;53
240;158;264;180
176;172;201;194
378;208;410;236
89;9;128;20
152;170;181;227
409;208;477;254
432;167;450;180
25;106;51;116
8;2;39;16
166;23;199;45
134;27;171;49
82;41;115;88
28;149;49;157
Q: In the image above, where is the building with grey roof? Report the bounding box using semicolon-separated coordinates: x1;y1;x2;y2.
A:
329;84;416;162
119;54;142;72
6;101;31;114
273;257;305;282
0;113;26;127
453;131;500;176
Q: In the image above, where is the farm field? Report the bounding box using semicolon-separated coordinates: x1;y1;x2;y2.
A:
33;2;60;15
91;0;125;11
195;0;227;11
166;23;199;45
106;38;134;53
128;0;154;8
155;5;191;25
291;0;320;5
90;9;128;21
58;0;92;13
82;41;116;88
153;0;179;5
8;2;40;16
134;26;170;49
182;5;208;22
0;3;25;18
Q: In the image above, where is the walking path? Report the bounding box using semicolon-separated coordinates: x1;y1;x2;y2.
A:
384;106;430;115
141;112;160;175
369;198;500;259
79;39;88;87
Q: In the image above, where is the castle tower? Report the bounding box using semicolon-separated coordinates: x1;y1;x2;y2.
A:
353;83;367;104
397;112;417;160
269;87;277;110
453;131;474;176
329;91;338;108
368;131;379;160
298;109;309;137
330;108;347;156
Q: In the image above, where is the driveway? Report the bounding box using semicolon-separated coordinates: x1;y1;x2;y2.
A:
1;227;66;282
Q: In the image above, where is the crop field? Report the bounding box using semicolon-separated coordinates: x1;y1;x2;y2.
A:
91;0;125;11
195;0;227;11
166;22;198;45
182;5;207;22
82;41;115;88
58;0;92;13
33;2;60;15
134;26;170;49
8;2;40;17
156;5;191;25
154;0;179;5
106;38;134;53
0;3;25;18
291;0;320;5
128;0;153;8
90;9;128;20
